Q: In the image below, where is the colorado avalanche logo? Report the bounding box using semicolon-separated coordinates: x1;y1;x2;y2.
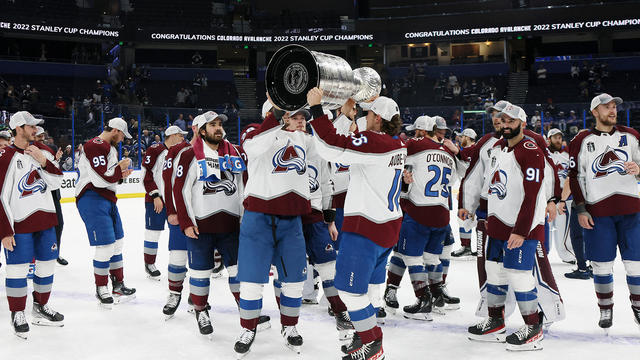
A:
557;163;569;180
18;165;47;198
334;163;350;173
591;146;628;179
272;140;306;174
203;171;237;196
488;170;508;200
307;165;319;193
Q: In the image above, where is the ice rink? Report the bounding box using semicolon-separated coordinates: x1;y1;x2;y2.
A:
1;198;639;359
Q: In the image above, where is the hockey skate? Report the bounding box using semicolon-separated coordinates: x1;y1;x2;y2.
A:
376;307;387;325
281;325;303;354
633;307;640;331
468;317;506;342
403;292;433;321
96;285;114;309
341;332;362;354
599;308;613;335
383;285;399;314
564;268;591;280
342;339;384;360
11;311;29;339
163;291;181;320
234;328;256;359
302;286;319;305
451;246;476;259
111;275;137;304
336;311;355;341
431;286;446;315
32;301;64;327
441;284;461;310
195;309;213;338
505;323;543;351
145;263;161;281
211;262;224;279
257;315;271;332
187;296;211;314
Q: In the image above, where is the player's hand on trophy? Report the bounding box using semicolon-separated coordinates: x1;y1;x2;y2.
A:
507;233;525;250
185;226;199;239
458;208;470;220
341;99;357;120
266;91;283;111
168;214;179;226
624;161;639;175
442;139;459;155
153;197;163;213
546;201;557;222
118;158;131;171
328;222;339;242
25;145;47;166
2;235;16;251
307;87;323;107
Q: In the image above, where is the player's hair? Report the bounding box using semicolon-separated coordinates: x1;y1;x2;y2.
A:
381;114;403;136
426;130;436;137
103;125;114;132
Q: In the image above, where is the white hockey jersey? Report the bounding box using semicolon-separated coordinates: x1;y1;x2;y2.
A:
75;137;123;203
569;125;640;216
141;143;168;202
486;138;547;241
548;148;570;188
329;114;353;209
402;137;460;228
0;145;62;239
34;141;61;191
458;133;501;214
302;134;332;224
309;106;407;248
242;113;311;216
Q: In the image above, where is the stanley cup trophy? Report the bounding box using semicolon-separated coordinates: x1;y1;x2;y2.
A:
266;44;382;111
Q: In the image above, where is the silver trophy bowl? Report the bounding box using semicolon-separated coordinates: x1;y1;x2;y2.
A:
266;44;381;111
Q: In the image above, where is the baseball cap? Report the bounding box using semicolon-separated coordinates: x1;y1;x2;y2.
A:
487;100;511;114
359;100;374;111
369;96;400;121
261;100;273;119
9;111;43;129
35;126;45;136
461;128;477;140
432;116;449;131
547;128;563;138
108;117;132;139
289;108;311;119
0;130;11;140
590;93;622;111
499;104;527;123
165;125;188;137
406;116;431;131
193;111;228;130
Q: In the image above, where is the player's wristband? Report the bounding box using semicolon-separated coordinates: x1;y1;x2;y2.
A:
150;193;160;199
323;209;336;223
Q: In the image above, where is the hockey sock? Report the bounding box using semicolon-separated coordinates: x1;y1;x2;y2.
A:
168;250;187;293
5;263;29;312
227;265;240;305
33;259;55;305
507;269;539;325
623;261;640;310
94;243;114;286
426;264;443;286
315;262;347;313
441;244;453;283
273;279;282;308
213;249;222;267
109;238;124;282
486;284;508;309
239;282;264;330
339;290;382;343
280;282;303;326
488;305;505;319
592;261;615;310
143;230;161;265
408;265;427;298
189;269;211;311
386;252;406;287
459;227;472;248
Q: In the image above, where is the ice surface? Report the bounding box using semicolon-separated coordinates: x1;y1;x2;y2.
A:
1;199;638;359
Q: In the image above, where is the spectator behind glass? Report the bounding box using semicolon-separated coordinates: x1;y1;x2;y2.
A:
152;134;161;145
176;88;187;106
141;129;153;148
174;113;186;131
60;145;73;171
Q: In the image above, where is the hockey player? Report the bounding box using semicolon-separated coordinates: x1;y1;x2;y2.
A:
141;125;187;280
0;129;11;149
172;111;248;336
308;89;406;360
568;93;640;332
546;128;575;264
0;111;64;338
466;104;548;351
34;126;67;266
284;108;354;339
161;129;192;318
234;98;311;357
76;117;136;308
452;128;477;258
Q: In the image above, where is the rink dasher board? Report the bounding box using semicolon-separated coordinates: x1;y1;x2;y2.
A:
59;170;145;203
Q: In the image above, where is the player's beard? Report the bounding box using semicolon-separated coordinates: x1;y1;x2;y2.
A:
549;141;562;152
502;124;521;139
204;131;224;145
598;113;617;126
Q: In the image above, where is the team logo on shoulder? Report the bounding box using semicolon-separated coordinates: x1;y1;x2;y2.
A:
272;139;306;174
488;169;508;200
93;138;104;144
523;141;538;150
203;171;237;196
18;165;47;198
591;146;628;178
307;165;319;193
335;163;350;173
